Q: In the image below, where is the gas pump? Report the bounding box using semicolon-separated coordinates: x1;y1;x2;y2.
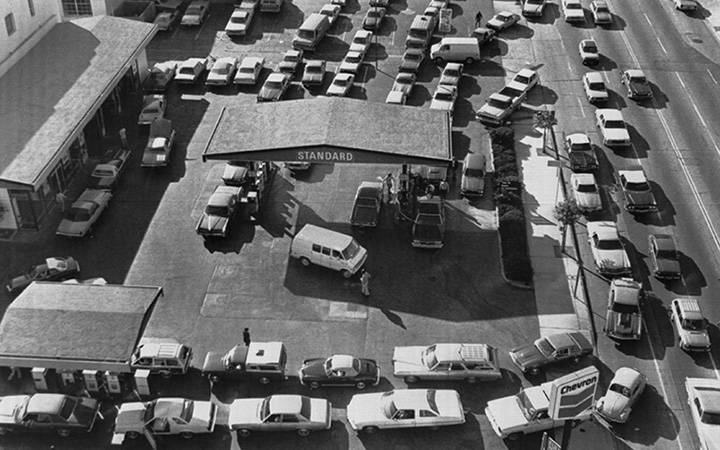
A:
82;370;107;396
31;367;50;391
134;369;152;397
105;372;122;394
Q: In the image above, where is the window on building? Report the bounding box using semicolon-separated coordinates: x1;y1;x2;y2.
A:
28;0;35;16
5;13;16;36
61;0;93;16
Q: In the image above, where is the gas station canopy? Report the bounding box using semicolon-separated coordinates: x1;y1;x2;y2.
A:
202;97;453;165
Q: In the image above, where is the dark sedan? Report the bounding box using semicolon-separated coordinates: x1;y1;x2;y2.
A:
648;234;681;280
509;331;593;375
298;354;380;389
6;257;80;293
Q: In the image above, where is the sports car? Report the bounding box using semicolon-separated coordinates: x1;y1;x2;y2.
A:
229;395;331;437
298;354;380;389
6;257;80;293
509;331;593;375
114;398;217;440
0;394;100;437
648;234;681;280
350;182;383;227
595;368;646;423
587;221;632;277
56;189;112;238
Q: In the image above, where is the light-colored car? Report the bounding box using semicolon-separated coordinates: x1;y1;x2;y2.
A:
648;234;681;280
460;153;486;197
206;57;238;86
621;69;653;100
237;0;259;10
234;57;265;85
350;29;373;53
142;118;176;167
196;186;242;238
369;0;389;6
351;181;382;227
587;221;631;277
508;68;539;93
5;257;80;293
392;343;501;383
154;10;180;30
422;6;439;31
285;162;311;171
225;8;254;36
257;73;291;102
221;160;254;186
114;398;217;440
595;367;647;423
175;57;208;84
319;3;341;26
138;94;166;125
347;389;465;434
302;60;326;87
471;27;496;46
562;0;585;22
430;84;458;112
685;377;720;450
590;0;613;25
399;47;425;73
583;72;609;104
391;72;417;98
56;189;112;238
181;0;210;26
595;109;631;147
509;332;593;375
619;169;657;213
674;0;698;10
142;62;177;92
331;0;346;6
522;0;546;17
439;63;463;86
570;173;602;213
363;6;386;31
486;11;521;32
579;39;600;65
327;72;354;97
605;278;643;340
277;49;304;74
338;50;365;74
229;395;331;437
671;298;711;352
385;91;407;105
0;394;100;437
89;148;131;190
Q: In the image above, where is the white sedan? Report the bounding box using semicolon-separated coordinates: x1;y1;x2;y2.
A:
229;395;331;437
114;398;217;440
206;57;238;86
429;85;458;113
327;73;354;97
439;63;463;86
347;389;465;434
587;221;631;277
595;368;646;423
570;173;602;213
595;109;631;147
56;189;112;238
685;377;720;450
234;57;264;85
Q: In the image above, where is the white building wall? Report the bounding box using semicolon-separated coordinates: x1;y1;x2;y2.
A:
0;0;60;78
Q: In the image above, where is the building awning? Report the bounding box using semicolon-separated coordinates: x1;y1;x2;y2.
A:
0;283;162;372
0;16;157;190
202;97;453;165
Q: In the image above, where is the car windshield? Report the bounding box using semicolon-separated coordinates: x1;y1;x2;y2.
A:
701;410;720;425
488;98;510;108
625;181;651;192
298;30;315;39
444;69;460;78
597;238;623;250
307;66;322;73
656;250;677;260
425;390;440;415
583;44;597;52
353;37;368;45
596;5;609;12
214;65;231;75
570;141;591;151
604;120;626;129
422;345;438;369
143;108;160;116
187;6;200;14
267;81;283;89
335;78;349;87
527;0;543;4
357;198;377;207
346;55;362;64
611;303;639;314
240;67;255;74
535;337;555;357
465;167;484;177
231;16;247;24
517;390;536;420
515;74;531;84
58;396;78;421
205;205;230;217
436;92;453;102
589;82;605;90
630;76;647;83
566;3;581;8
380;392;398;419
65;207;91;222
608;383;631;398
576;183;597;193
180;67;195;75
405;53;421;61
683;319;705;331
341;239;361;259
284;56;299;63
369;10;382;18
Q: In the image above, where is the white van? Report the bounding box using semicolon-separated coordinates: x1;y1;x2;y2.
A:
290;224;367;278
260;0;283;12
430;37;481;64
293;14;331;51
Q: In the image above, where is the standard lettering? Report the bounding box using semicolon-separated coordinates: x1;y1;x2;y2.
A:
296;151;354;162
560;376;597;395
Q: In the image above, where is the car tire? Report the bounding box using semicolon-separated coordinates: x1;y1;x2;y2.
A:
356;381;367;389
238;429;251;438
127;431;141;439
209;374;220;382
362;426;379;435
341;270;352;279
57;429;71;438
529;367;541;375
180;432;195;439
572;357;581;364
466;376;478;384
259;376;271;385
298;428;311;437
508;432;522;441
404;376;419;384
465;57;476;65
434;57;444;64
300;257;311;267
309;381;321;389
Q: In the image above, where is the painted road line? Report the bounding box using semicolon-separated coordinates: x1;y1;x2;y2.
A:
644;13;668;54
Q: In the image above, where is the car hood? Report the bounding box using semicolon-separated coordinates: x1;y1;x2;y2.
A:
115;402;147;432
486;397;528;432
259;87;281;99
392;347;426;373
327;84;347;95
352;205;379;226
628;82;651;96
191;402;215;428
593;248;630;270
575;191;601;210
479;103;505;118
346;393;386;426
510;343;544;369
595;11;611;21
222;165;248;183
303;72;324;83
57;219;88;236
596;392;630;422
461;175;484;193
299;359;327;378
699;427;720;450
142;150;168;166
655;258;681;275
566;9;584;18
430;99;453;111
228;399;263;427
202;351;225;373
226;23;248;33
625;191;656;207
198;215;229;233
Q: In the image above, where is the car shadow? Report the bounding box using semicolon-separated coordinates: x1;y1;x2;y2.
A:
678;252;707;295
495;23;534;40
407;84;432;106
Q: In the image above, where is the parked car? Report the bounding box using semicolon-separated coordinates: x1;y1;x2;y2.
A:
319;3;341;26
391;72;417;98
350;181;382;227
439;63;463;86
5;257;80;293
595;109;631;147
327;72;354;97
88;148;131;190
587;221;632;277
234;57;265;85
56;189;112;238
579;39;600;65
338;51;365;74
369;0;388;5
605;278;643;341
429;85;458;113
181;0;210;26
298;354;380;389
685;377;720;450
399;48;425;73
114;398;217;440
460;153;487;197
347;389;465;434
202;342;287;384
583;72;609;104
570;173;602;213
350;29;373;53
671;298;711;352
331;0;346;6
562;0;585;22
509;68;539;92
590;0;613;25
619;169;657;213
138;94;166;126
225;7;254;37
0;394;100;437
196;186;242;238
142;62;177;92
621;69;653;100
206;57;238;86
302;60;326;87
277;49;304;74
130;342;193;378
385;90;407;105
142;118;176;167
222;160;254;186
257;73;291;102
175;57;208;84
471;27;495;45
486;11;521;32
154;10;180;30
229;395;331;437
392;343;501;383
648;234;681;280
674;0;698;10
595;367;647;423
363;6;386;31
521;0;547;18
509;331;593;375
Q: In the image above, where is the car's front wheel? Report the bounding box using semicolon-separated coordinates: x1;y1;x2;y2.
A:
209;374;220;382
529;367;541;375
300;257;311;267
355;381;367;389
507;432;522;441
57;429;71;438
466;376;478;384
126;431;141;439
362;426;379;435
309;381;321;389
404;376;419;384
297;428;311;437
259;376;271;385
0;427;8;436
341;270;352;279
180;432;195;439
238;429;252;438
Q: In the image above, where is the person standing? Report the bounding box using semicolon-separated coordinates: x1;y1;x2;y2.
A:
55;191;68;213
119;127;128;149
439;179;449;199
382;173;394;203
475;11;483;28
360;270;371;297
243;328;251;346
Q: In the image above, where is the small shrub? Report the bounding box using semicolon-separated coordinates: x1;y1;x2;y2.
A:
489;127;515;148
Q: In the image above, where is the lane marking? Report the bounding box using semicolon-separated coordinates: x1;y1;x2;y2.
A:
577;98;585;118
195;16;210;40
643;12;668;54
707;68;718;85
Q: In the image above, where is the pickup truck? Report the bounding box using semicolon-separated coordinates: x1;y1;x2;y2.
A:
485;382;591;440
565;133;598;172
412;197;445;249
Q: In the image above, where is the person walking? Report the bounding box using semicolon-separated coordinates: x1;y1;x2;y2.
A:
475;11;483;28
360;270;371;297
439;179;449;199
7;366;21;381
55;191;68;213
119;127;128;149
243;328;251;346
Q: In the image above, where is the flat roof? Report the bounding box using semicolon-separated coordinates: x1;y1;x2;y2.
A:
0;282;162;372
0;16;157;189
202;97;453;165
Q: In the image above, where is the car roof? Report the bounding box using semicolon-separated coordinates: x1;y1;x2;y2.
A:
335;73;354;81
387;389;437;409
610;278;641;305
619;170;647;183
464;153;486;168
625;69;646;78
612;367;643;387
651;234;676;251
587;221;620;239
26;394;68;415
231;9;249;17
497;11;514;17
584;72;604;83
358;181;382;195
445;63;463;71
153;398;187;418
567;132;590;144
354;29;372;38
545;331;591;349
182;57;205;67
306;60;324;68
246;341;285;365
597;109;624;120
214;57;236;66
696;388;720;414
571;173;595;183
137;342;185;358
673;297;705;320
435;85;457;95
515;68;536;79
268;395;305;415
434;343;492;363
328;354;356;369
240;57;264;68
285;49;302;57
267;73;288;82
208;187;240;207
346;50;364;57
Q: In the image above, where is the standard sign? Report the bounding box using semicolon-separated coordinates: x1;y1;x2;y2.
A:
548;366;599;420
296;151;354;162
